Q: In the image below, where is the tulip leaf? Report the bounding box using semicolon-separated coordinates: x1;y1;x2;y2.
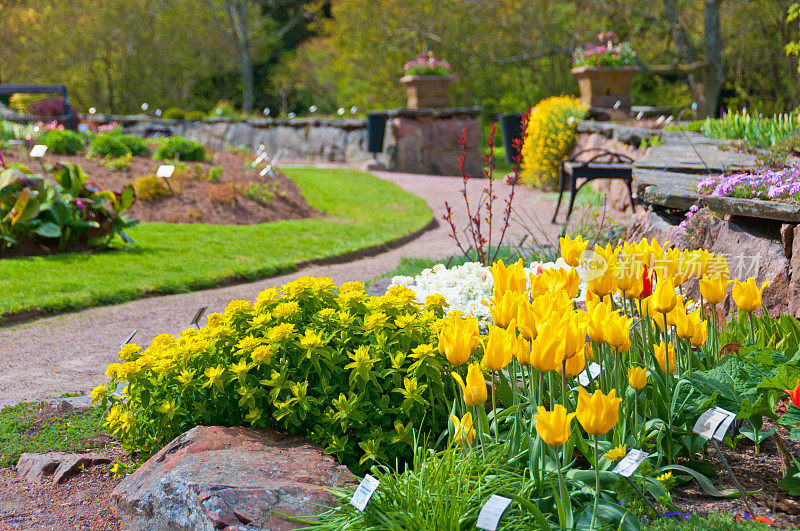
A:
575;500;640;531
657;464;758;498
31;221;61;239
506;493;551;531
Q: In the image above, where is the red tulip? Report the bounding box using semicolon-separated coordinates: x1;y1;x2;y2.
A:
785;379;800;408
641;264;653;298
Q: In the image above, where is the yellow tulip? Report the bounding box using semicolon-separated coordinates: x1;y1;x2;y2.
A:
699;275;731;306
482;326;513;371
628;366;647;390
606;313;633;352
516;334;532;366
531;267;580;299
604;444;627;461
450;412;475;445
452;363;487;406
732;277;771;313
690;319;708;347
560;234;587;267
652;279;677;314
576;387;622;436
515;299;538;340
559;349;586;378
530;320;565;372
673;308;695;341
535;404;576;446
587;301;613;344
563;311;589;358
614;256;643;294
489;259;526;297
654;341;677;375
489;290;521;329
438;314;480;366
587;269;617;298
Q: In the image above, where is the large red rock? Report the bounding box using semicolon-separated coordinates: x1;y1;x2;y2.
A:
111;426;357;531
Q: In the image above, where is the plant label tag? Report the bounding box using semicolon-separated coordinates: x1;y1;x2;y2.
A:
612;449;650;477
692;407;733;439
349;474;379;512
712;407;736;441
119;329;137;348
577;362;602;387
476;494;513;531
251;152;267;167
157;164;175;178
190;306;208;328
29;145;47;158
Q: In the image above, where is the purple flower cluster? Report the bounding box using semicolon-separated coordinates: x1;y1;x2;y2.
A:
697;167;800;202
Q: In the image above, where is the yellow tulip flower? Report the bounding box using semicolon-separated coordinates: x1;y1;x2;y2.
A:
576;387;622;436
482;326;513;371
450;412;475;445
673;308;695;341
560;234;587;267
699;275;731;306
514;299;538;340
530;320;565;372
535;404;576;446
587;268;617;298
531;267;580;299
628;366;647;390
606;313;633;352
587;301;613;344
489;290;521;329
563;311;589;358
559;349;586;378
516;334;532;366
654;341;677;375
438;314;480;366
452;363;487;406
489;259;526;298
690;319;708;347
732;277;771;313
652;279;677;314
604;444;627;461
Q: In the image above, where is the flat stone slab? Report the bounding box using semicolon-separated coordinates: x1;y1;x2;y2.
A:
635;143;758;174
111;425;357;531
17;452;112;484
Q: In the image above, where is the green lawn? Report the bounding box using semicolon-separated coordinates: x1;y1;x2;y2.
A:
0;167;431;320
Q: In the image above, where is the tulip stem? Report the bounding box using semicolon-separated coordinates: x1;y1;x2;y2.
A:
491;371;499;441
553;444;568;528
592;434;600;530
634;392;639;444
474;405;486;459
748;311;756;344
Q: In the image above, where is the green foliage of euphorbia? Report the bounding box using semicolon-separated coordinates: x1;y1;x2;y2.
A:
96;278;454;470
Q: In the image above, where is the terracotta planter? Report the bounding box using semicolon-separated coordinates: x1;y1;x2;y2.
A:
570;65;639;113
400;75;454;109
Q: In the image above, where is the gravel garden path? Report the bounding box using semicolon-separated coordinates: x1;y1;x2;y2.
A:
0;168;597;405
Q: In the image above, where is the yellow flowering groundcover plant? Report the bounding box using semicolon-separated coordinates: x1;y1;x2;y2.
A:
520;96;586;189
94;277;453;469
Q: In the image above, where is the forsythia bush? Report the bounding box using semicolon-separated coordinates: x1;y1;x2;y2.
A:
94;277;453;469
520;96;586;189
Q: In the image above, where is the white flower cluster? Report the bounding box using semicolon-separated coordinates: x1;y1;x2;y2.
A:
390;258;589;327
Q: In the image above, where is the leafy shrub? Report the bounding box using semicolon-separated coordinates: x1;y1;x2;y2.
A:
209;100;240;119
8;93;47;114
208;183;237;205
153;136;206;161
520;96;586;189
237;181;278;204
0;163;136;254
118;134;149;157
162;107;185;120
95;280;452;469
89;133;129;158
207;167;224;182
184;110;206;121
132;174;174;201
40;129;85;155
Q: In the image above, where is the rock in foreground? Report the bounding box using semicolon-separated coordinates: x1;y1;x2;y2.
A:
111;426;357;531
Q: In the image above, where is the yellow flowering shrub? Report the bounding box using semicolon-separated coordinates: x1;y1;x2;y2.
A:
94;276;451;470
520;96;587;189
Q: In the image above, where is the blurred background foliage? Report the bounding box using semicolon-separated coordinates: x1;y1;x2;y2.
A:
0;0;797;117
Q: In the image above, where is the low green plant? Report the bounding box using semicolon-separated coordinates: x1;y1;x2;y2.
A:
663;120;705;133
184;110;206;121
0;120;36;142
237;181;278;204
192;164;223;182
153;136;206;161
94;279;452;470
640;134;664;149
702;109;800;148
118;134;149;157
89;133;129;158
162;107;185;120
40;129;84;155
645;513;773;530
105;153;132;172
0;401;108;468
209;100;240;119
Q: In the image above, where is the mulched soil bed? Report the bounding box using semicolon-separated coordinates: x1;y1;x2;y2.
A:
2;145;318;226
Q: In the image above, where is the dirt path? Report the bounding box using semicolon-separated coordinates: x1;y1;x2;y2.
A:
0;168;594;405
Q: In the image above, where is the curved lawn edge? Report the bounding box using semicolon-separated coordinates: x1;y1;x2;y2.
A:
0;167;432;325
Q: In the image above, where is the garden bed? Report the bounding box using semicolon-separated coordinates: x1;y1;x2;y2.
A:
2;146;317;226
